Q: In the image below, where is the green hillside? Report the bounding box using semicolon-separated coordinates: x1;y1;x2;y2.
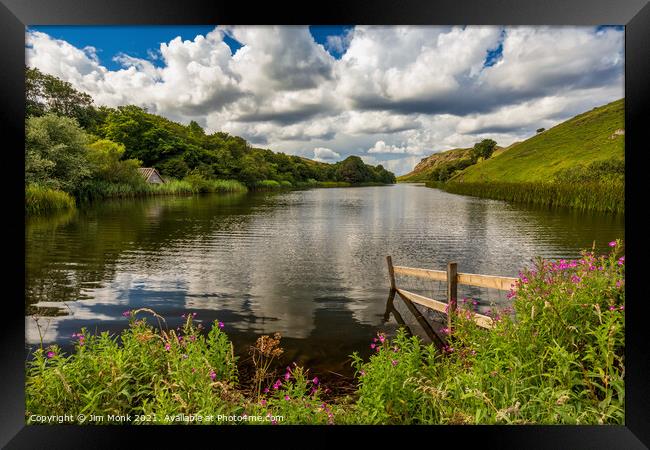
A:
452;99;624;183
398;148;472;182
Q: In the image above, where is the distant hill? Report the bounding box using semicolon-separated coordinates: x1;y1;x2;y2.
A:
398;148;473;182
451;99;624;183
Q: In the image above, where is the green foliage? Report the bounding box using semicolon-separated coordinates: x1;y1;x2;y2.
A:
552;158;624;184
348;242;625;424
432;180;623;214
335;156;373;183
25;114;93;192
86;139;143;185
470;139;497;163
26;66;99;129
537;128;546;133
26;312;240;422
25;184;76;215
428;158;475;182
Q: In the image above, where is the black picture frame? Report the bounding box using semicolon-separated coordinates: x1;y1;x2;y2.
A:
2;0;648;447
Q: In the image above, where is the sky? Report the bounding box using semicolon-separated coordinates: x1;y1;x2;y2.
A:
25;25;624;175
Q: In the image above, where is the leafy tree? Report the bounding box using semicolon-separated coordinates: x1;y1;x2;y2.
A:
86;139;143;184
536;128;546;133
335;156;373;183
26;66;98;128
470;139;497;163
158;158;190;179
25;114;93;191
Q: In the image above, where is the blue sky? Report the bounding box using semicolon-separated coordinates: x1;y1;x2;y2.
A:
25;25;624;175
29;25;353;70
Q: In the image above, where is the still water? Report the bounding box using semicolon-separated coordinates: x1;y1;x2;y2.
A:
25;184;624;375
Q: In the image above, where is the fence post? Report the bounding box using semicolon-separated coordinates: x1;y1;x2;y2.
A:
387;256;396;290
447;262;458;335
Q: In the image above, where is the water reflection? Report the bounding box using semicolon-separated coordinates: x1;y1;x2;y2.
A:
26;184;624;373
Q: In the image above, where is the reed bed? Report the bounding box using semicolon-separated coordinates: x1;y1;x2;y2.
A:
428;180;624;214
25;184;76;215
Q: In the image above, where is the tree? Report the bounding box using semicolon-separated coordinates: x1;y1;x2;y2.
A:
26;66;97;128
470;139;497;163
536;128;546;133
335;156;373;183
86;139;142;184
25;114;93;191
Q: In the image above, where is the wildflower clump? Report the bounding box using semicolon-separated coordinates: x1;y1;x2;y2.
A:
349;241;625;424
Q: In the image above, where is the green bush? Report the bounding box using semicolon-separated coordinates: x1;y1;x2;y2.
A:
25;184;76;215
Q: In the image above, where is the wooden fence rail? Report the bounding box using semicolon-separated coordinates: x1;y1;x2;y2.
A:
386;256;518;333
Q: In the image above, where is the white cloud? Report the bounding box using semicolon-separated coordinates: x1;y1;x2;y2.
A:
26;25;624;177
313;147;341;162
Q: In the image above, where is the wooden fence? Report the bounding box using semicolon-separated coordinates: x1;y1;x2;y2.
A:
386;256;518;337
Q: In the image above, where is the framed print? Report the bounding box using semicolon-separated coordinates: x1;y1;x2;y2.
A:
1;0;649;447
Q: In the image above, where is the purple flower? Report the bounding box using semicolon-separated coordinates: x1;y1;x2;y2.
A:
46;351;55;359
360;370;366;377
260;399;267;406
165;343;171;351
284;372;291;381
218;321;224;329
192;312;197;317
370;343;376;349
122;310;131;317
284;395;290;401
609;241;617;247
391;360;398;366
312;377;319;385
609;306;616;311
209;370;216;381
571;275;581;284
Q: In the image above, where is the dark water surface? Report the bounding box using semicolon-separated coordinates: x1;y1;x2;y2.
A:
26;184;624;376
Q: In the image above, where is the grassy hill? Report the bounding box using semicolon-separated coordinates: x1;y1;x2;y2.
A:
398;148;472;182
451;99;624;183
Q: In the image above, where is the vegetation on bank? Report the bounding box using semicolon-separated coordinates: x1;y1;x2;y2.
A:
25;67;395;215
25;184;76;215
430;179;624;214
27;242;625;425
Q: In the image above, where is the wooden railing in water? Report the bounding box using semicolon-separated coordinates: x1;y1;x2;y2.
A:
386;256;518;335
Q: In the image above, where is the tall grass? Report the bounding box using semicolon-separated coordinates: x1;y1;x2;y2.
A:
428;180;624;214
25;184;76;215
73;178;248;203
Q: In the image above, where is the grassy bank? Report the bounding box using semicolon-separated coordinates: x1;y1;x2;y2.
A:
27;242;624;425
428;180;624;214
27;178;248;215
25;185;76;215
